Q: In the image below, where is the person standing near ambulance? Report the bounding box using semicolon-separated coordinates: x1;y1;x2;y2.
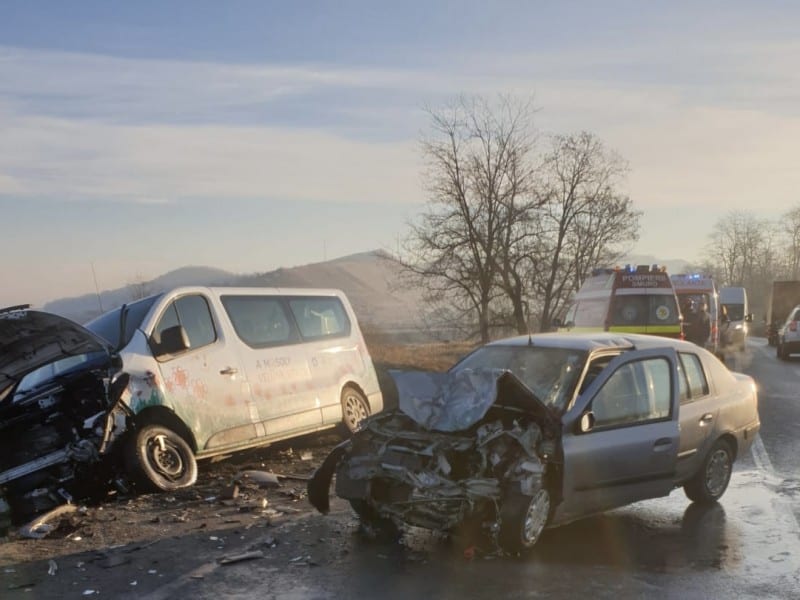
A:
686;300;712;347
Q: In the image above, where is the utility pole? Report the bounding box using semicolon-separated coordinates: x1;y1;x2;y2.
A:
90;262;104;313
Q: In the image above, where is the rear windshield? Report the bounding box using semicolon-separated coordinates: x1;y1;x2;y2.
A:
86;295;161;348
610;294;680;327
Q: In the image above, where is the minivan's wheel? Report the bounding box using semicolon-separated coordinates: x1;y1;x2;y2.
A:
684;438;733;504
125;425;197;492
341;386;370;434
499;488;550;554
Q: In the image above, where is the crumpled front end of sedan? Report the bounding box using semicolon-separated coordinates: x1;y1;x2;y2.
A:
309;369;560;553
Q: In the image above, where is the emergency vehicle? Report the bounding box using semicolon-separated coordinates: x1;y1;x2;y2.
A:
670;273;720;355
559;265;682;338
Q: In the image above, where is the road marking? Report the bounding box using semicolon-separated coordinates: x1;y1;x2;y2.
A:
751;434;774;472
750;433;800;537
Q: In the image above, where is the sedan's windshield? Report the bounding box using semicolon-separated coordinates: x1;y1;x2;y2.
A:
452;345;587;410
86;295;161;348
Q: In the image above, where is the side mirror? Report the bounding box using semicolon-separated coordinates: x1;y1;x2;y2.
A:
566;321;575;329
745;314;753;323
579;411;595;433
154;325;190;356
551;317;562;328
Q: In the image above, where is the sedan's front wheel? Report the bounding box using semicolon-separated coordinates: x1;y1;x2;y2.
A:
684;438;733;504
498;488;550;554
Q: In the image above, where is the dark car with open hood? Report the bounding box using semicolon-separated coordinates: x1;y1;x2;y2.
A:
308;332;760;554
0;306;130;527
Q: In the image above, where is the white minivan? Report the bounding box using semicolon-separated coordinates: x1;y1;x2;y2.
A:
718;286;753;353
1;290;382;521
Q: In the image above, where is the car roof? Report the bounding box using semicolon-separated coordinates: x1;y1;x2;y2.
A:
484;332;696;353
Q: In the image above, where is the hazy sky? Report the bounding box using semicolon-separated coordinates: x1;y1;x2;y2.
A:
2;1;799;308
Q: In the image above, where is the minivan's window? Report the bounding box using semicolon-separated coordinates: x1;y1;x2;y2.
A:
221;296;297;347
86;295;162;349
610;295;679;327
155;295;217;352
591;358;671;428
288;297;350;340
678;352;709;398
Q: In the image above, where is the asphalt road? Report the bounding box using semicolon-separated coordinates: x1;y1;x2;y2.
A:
4;339;799;599
160;338;800;600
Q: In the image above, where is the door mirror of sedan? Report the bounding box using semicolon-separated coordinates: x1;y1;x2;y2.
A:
579;411;595;433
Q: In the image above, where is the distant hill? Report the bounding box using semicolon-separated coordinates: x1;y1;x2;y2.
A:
43;266;238;324
42;251;428;338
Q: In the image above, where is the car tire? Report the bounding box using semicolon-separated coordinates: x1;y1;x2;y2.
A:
498;488;550;554
349;499;400;540
124;424;197;492
341;386;370;434
684;438;733;504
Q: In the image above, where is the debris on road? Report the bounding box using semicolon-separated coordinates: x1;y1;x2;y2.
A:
218;550;265;565
239;470;282;489
19;504;78;539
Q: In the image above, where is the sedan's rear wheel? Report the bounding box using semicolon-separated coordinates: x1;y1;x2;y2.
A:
684;438;733;504
498;488;550;554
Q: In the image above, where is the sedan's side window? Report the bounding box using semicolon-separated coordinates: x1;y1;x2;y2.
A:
591;358;671;428
678;352;709;399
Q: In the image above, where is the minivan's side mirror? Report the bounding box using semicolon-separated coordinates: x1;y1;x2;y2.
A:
154;325;190;356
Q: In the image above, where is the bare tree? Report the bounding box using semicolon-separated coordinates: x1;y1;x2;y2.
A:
705;211;772;286
127;273;152;301
780;203;800;279
527;132;639;330
402;96;539;342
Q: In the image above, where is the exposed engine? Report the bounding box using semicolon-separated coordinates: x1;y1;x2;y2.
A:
335;408;551;533
0;365;128;523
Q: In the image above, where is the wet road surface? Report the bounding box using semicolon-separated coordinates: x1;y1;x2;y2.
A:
150;339;800;600
3;339;798;599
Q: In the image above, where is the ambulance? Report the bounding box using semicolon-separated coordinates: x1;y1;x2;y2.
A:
559;265;682;338
670;273;720;355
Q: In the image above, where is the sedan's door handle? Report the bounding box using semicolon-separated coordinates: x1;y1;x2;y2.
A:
220;367;238;376
699;413;714;425
653;438;673;451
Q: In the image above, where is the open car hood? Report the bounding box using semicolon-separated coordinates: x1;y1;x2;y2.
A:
0;308;111;399
391;369;561;434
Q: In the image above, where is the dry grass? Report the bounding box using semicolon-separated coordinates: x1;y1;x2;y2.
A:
364;339;478;372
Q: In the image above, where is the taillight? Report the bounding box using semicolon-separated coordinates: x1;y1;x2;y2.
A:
790;321;798;332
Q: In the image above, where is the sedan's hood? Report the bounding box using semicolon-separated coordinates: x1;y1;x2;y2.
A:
391;368;560;434
0;308;111;399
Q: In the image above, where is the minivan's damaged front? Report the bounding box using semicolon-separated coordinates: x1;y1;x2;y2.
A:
309;368;564;554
